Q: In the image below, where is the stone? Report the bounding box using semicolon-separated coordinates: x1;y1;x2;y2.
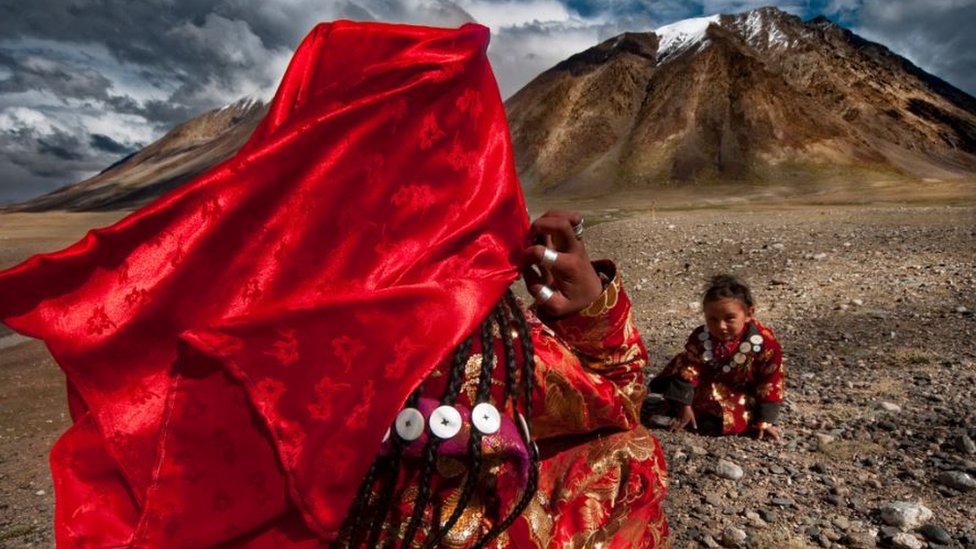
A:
879;502;933;530
890;532;924;549
758;509;777;523
815;433;836;450
648;414;671;428
715;459;744;481
919;524;952;545
878;401;901;412
958;434;976;455
878;420;898;432
843;531;877;548
936;471;976;491
721;526;747;548
701;534;721;548
705;492;722;506
770;497;794;507
832;516;851;531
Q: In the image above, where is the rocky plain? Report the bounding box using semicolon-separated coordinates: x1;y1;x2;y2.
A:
0;185;974;548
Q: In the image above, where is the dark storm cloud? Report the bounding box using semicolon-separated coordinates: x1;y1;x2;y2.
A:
37;130;86;162
89;133;134;155
0;53;113;102
844;0;976;99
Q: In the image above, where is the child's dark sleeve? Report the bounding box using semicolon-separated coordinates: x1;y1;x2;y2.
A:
752;326;785;424
657;329;706;405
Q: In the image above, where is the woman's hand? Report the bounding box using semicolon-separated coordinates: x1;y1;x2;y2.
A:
522;210;603;318
670;404;698;433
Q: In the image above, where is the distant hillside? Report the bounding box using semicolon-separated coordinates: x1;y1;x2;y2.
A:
505;7;976;195
4;98;267;211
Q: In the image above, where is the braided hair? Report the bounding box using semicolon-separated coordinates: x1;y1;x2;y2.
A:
334;288;538;548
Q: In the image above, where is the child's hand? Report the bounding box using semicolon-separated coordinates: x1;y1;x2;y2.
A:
670;404;697;433
756;422;780;441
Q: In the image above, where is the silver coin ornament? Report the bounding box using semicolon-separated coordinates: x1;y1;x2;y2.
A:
395;408;425;441
429;405;463;439
472;402;502;435
734;353;747;364
698;332;709;341
752;345;762;353
739;341;751;353
722;365;731;373
703;340;713;350
749;334;763;345
703;351;714;362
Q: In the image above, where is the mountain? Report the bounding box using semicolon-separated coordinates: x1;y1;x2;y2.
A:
6;7;976;210
4;97;267;211
505;7;976;195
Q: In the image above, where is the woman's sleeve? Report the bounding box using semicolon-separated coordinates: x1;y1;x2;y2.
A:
528;260;649;439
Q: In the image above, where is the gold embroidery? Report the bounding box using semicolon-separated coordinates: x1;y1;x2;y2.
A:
579;273;619;317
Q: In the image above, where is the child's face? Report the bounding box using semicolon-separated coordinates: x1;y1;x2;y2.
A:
703;298;753;342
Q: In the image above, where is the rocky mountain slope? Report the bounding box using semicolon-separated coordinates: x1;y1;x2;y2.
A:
4;98;267;212
506;7;976;195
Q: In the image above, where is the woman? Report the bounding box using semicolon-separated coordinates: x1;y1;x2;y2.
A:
0;21;668;547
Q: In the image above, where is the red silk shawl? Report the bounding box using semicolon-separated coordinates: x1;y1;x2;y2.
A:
0;21;527;542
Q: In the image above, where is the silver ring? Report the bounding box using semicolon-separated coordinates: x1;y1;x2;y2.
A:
535;285;554;303
541;247;558;267
572;218;584;240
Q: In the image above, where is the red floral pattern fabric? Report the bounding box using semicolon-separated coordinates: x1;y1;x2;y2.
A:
0;21;668;548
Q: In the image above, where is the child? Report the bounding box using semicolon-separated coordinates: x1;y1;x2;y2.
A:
650;274;785;439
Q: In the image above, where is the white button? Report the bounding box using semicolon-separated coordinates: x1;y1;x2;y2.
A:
472;402;501;435
516;412;532;441
722;365;731;373
429;405;462;439
395;408;424;441
704;340;713;350
739;342;751;353
698;332;708;341
752;345;762;353
734;353;747;364
749;334;763;345
382;427;390;443
703;351;714;362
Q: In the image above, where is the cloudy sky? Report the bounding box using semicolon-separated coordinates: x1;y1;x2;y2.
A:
1;0;974;203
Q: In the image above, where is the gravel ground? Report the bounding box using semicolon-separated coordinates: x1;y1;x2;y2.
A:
0;204;974;548
580;205;976;549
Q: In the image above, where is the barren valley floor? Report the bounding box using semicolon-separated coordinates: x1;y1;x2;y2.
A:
1;188;974;547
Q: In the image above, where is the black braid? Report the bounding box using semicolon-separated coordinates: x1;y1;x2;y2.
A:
497;298;519;411
340;292;540;548
467;291;541;549
363;386;424;548
338;458;381;547
424;303;500;547
400;332;475;547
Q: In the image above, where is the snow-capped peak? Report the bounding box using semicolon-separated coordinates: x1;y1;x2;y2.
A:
220;94;264;112
736;9;793;50
654;14;720;61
